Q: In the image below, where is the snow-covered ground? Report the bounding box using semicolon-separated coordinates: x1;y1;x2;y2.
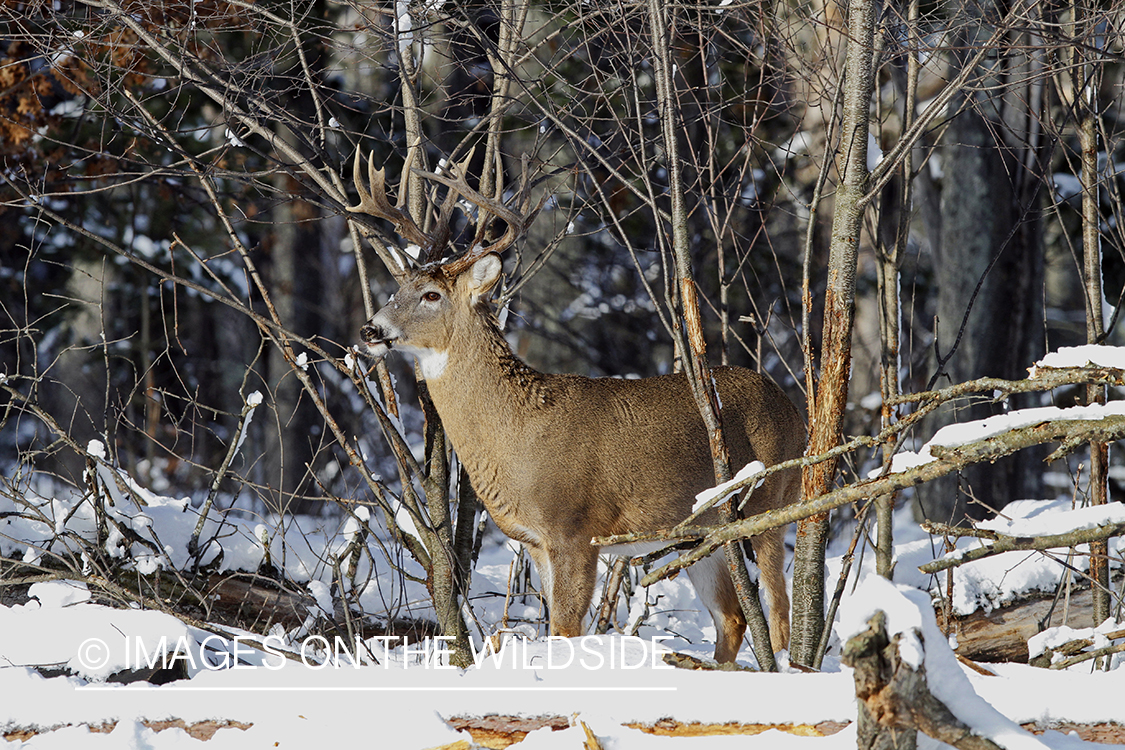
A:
2;347;1124;748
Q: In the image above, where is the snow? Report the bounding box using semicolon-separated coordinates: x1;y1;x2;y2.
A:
692;460;765;512
1033;344;1125;371
977;501;1125;537
3;477;1122;749
878;345;1125;477
3;540;1120;749
3;347;1125;747
396;0;414;57
233;391;261;454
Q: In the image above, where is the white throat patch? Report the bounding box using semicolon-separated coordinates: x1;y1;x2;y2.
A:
415;349;449;380
390;342;449;380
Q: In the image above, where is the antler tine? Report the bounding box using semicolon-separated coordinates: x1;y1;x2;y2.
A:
414;158;532;276
347;151;432;251
422;152;473;263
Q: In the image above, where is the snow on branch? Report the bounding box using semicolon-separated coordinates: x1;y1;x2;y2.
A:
637;405;1125;588
919;503;1125;574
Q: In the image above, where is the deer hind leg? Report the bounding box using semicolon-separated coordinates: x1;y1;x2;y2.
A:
520;543;555;625
686;552;747;664
751;526;790;653
535;545;599;639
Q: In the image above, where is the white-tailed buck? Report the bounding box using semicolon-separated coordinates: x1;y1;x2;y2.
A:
351;154;805;663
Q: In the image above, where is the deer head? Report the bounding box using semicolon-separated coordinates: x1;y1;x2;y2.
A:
349;149;534;377
359;253;504;379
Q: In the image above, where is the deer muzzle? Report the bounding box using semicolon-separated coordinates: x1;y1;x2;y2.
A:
360;322;395;358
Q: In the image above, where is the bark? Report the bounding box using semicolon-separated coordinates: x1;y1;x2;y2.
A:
417;381;470;667
794;0;876;668
647;0;776;671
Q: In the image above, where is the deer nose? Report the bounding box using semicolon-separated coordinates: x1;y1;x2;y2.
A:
360;323;387;345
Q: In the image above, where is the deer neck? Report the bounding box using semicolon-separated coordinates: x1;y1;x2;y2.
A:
421;310;544;449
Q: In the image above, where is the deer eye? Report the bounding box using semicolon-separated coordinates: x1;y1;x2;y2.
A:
422;291;441;302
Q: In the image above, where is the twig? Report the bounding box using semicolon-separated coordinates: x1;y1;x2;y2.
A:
189;392;260;565
595;557;628;635
888;366;1125;407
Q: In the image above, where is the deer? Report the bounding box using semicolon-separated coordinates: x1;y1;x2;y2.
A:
349;153;806;664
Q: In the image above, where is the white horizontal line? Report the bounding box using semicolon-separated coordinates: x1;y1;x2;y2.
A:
77;686;677;692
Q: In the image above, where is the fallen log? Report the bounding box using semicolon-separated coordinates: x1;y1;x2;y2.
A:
933;581;1112;663
443;714;850;748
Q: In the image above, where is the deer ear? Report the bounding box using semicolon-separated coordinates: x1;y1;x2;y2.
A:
467;254;502;299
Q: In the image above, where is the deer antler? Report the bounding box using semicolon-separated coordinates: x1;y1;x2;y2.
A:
349;148;542;276
420;155;542;276
347;151;433;252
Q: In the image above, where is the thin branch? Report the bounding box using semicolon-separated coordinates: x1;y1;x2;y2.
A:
918;521;1125;574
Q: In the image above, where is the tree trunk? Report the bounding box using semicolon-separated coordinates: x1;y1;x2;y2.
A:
1073;0;1111;632
794;0;876;669
647;0;777;670
874;0;920;580
917;0;1045;524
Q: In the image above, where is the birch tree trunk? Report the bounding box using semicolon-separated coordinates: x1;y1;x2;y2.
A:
1074;0;1111;632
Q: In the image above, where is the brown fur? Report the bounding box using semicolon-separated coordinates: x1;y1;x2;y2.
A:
362;255;806;662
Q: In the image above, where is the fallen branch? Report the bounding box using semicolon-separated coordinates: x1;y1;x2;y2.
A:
639;413;1125;587
1048;640;1125;670
918;520;1125;574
